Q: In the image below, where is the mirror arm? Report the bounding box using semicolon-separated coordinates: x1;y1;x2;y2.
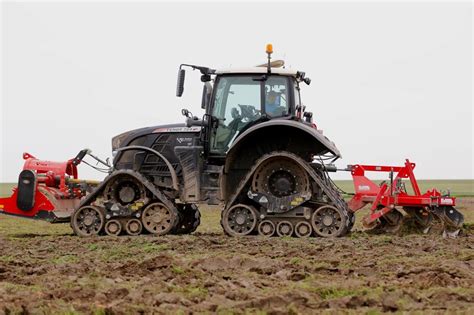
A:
185;117;209;128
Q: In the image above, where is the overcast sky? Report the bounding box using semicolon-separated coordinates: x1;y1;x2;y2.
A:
1;1;472;183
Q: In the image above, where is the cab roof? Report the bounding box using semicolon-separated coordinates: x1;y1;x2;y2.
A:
215;67;299;76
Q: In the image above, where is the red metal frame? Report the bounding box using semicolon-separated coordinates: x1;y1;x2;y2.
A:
22;152;79;195
348;159;455;224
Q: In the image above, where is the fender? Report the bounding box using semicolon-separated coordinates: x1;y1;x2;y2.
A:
114;145;179;191
224;120;341;176
77;169;177;214
230;120;341;157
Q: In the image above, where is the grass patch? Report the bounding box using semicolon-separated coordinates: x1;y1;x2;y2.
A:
172;265;185;274
53;254;79;265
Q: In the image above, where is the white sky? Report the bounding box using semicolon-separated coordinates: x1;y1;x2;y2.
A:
1;1;473;183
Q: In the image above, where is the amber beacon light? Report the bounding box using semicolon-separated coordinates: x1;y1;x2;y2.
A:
266;43;273;54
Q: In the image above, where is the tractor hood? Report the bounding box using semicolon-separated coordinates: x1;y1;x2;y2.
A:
111;123;201;151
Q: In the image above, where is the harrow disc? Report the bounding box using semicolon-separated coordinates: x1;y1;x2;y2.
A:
222;204;258;236
311;205;346;237
405;207;433;227
439;206;464;229
404;207;434;233
71;206;105;237
379;209;404;233
142;202;178;235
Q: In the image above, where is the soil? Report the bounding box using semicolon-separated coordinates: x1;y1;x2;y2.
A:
0;201;473;314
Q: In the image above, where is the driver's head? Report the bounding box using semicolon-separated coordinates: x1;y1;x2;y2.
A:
266;91;278;105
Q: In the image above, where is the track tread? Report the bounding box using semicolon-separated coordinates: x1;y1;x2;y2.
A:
222;151;352;237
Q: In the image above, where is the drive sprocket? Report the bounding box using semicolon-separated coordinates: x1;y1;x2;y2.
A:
251;157;310;198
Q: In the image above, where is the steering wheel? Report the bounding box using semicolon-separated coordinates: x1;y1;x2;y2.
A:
238;104;260;121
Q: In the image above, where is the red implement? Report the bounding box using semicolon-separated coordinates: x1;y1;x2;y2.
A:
0;150;99;222
347;159;463;232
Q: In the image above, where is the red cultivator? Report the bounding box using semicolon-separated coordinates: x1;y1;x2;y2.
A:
0;150;101;222
346;159;464;235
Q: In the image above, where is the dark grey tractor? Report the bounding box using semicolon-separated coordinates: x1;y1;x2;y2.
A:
71;50;354;238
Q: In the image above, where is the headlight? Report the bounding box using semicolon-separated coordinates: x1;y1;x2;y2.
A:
111;131;130;151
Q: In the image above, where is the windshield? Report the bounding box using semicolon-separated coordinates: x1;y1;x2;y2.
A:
210;75;291;153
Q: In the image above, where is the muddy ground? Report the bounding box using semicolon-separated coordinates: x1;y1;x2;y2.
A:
0;198;473;314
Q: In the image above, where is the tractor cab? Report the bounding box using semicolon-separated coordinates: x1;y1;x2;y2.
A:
176;44;313;156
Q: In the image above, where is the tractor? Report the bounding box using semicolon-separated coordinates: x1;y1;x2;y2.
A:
69;44;354;237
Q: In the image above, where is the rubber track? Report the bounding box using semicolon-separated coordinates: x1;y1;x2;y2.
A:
222;151;352;236
173;206;201;235
75;169;179;233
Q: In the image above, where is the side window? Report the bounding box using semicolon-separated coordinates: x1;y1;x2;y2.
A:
264;77;289;117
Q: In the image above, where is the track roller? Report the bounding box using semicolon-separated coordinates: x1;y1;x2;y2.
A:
276;221;294;237
311;205;346;237
71;206;105;237
142;202;178;235
125;218;143;236
221;204;258;236
105;219;122;236
258;220;275;237
295;221;312;238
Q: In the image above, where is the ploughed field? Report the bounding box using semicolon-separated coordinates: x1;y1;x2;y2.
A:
0;181;473;314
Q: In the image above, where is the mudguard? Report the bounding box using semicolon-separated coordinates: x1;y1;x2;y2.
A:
228;120;341;160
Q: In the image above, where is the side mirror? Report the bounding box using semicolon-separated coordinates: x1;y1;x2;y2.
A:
201;82;212;109
176;69;186;97
185;116;208;128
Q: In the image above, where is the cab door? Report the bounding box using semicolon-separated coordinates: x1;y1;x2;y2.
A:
209;76;262;155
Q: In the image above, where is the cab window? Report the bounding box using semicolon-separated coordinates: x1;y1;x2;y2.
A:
211;76;261;153
264;76;289;117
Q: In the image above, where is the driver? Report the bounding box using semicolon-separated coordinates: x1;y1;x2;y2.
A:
265;90;280;116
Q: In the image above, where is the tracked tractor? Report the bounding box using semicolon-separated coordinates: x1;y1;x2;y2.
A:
2;44;463;237
67;44;354;237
